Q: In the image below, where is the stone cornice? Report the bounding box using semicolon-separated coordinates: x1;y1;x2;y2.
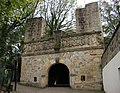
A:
24;31;102;44
22;46;103;57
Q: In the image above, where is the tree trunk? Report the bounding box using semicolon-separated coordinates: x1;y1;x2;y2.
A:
14;61;17;91
0;87;1;93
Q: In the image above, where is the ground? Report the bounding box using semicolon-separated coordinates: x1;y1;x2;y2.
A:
11;84;104;93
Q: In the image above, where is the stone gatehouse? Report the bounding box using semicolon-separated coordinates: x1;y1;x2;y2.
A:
20;2;104;90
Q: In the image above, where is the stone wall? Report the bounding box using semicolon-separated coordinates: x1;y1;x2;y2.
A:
76;2;102;32
21;30;104;90
23;31;103;56
21;49;103;90
102;23;120;68
21;2;104;90
24;17;46;42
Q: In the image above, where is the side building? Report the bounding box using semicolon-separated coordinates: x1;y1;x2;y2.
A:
102;22;120;93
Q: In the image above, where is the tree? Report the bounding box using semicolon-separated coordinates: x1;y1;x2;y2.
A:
36;0;76;36
0;0;42;61
0;0;42;91
100;0;120;45
0;0;40;62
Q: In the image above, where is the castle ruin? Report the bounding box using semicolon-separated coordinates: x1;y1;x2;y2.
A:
20;2;104;90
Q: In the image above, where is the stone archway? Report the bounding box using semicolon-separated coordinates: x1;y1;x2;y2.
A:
48;63;70;87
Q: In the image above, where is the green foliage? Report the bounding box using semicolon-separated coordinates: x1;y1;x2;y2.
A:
0;0;42;85
0;66;13;87
0;66;4;85
0;0;40;58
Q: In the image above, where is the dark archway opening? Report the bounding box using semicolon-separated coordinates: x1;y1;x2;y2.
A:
48;63;70;87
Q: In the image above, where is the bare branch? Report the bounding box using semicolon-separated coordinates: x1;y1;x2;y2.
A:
38;0;76;36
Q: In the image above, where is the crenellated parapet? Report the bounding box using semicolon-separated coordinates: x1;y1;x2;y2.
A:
75;2;102;32
24;17;46;42
22;2;103;56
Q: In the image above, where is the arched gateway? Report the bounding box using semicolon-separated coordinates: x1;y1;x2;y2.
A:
21;2;104;90
48;63;70;87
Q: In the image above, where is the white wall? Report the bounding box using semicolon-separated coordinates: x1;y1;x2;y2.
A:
103;52;120;93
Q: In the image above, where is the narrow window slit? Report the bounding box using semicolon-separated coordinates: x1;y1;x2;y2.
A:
81;75;85;81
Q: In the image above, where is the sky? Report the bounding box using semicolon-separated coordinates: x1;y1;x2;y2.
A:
77;0;99;7
77;0;110;7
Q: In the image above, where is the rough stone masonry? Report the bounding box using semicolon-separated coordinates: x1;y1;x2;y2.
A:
20;2;104;90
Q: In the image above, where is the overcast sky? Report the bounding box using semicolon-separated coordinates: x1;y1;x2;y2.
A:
77;0;110;7
77;0;99;7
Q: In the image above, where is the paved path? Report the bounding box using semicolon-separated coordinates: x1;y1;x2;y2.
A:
13;84;105;93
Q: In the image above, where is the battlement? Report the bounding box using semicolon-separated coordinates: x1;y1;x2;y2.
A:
24;17;46;42
23;2;103;56
24;2;102;44
76;2;102;32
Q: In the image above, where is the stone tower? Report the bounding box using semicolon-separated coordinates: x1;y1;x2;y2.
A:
76;2;102;32
21;2;104;90
24;17;46;42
